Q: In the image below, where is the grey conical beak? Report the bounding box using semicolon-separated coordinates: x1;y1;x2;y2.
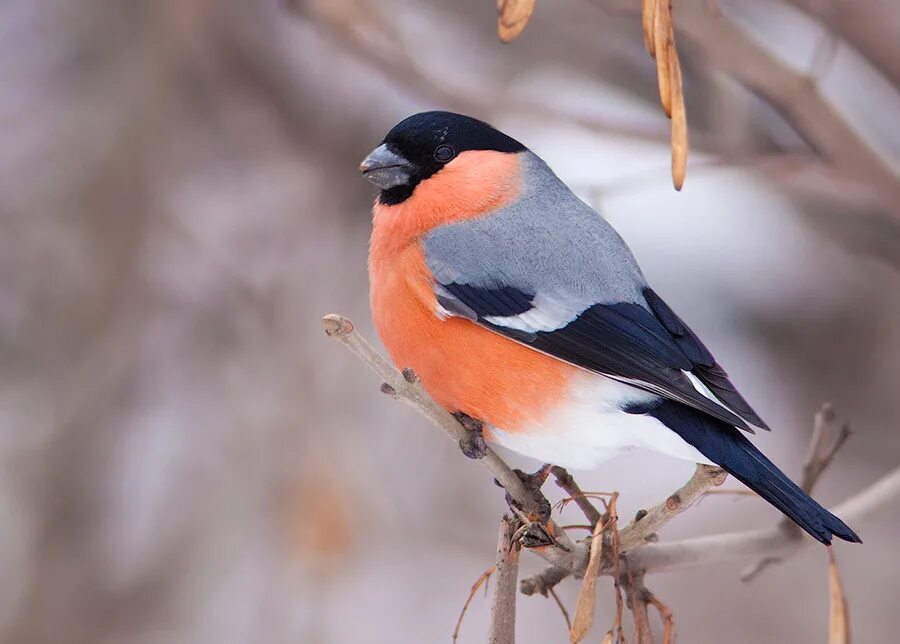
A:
359;144;414;190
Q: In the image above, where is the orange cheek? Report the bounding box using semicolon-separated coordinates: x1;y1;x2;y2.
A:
369;150;522;254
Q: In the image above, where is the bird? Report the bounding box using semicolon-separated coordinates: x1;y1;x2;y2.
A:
359;110;860;545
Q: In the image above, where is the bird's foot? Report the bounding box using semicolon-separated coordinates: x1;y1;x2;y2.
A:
504;464;553;525
453;411;488;459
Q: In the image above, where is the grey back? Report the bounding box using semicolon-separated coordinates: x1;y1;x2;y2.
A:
422;152;648;310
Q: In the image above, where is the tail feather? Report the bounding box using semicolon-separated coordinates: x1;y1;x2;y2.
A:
635;400;861;545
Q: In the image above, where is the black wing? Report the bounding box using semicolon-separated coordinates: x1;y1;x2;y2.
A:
438;282;767;433
642;288;768;429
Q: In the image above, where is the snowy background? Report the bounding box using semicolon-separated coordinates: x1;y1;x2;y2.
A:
1;0;899;642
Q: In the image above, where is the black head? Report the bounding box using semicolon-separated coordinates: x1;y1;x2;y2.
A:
359;111;526;205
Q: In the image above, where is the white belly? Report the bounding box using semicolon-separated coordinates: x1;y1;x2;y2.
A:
489;372;713;470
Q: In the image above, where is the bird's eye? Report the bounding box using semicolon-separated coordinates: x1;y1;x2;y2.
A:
434;145;456;162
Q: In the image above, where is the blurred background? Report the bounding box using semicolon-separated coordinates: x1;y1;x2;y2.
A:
1;0;898;642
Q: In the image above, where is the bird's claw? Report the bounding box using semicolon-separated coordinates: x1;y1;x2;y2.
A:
454;411;488;459
506;464;553;525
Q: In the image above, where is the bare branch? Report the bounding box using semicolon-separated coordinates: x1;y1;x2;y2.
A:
323;314;540;515
633;464;900;573
672;0;900;219
488;516;521;644
647;591;675;644
785;0;900;88
618;464;727;551
323;314;581;569
520;564;572;598
523;456;900;591
801;403;852;494
623;565;652;644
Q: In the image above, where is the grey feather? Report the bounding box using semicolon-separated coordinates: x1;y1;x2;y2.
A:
423;153;647;313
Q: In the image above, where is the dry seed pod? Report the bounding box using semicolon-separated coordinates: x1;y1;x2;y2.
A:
827;549;850;644
669;44;688;190
497;0;536;43
654;0;674;117
642;0;658;57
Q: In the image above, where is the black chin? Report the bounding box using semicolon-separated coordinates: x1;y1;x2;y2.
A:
378;181;418;205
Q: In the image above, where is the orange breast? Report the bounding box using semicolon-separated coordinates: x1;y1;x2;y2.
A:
368;149;578;432
369;241;576;434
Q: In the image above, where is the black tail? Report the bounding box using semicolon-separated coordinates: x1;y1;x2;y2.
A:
629;400;861;545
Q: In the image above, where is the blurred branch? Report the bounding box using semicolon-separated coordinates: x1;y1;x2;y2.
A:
741;403;851;581
590;0;900;219
785;0;900;88
673;0;900;219
298;0;674;145
302;0;900;223
633;464;900;572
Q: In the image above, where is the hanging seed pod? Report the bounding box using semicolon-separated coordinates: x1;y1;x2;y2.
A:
497;0;536;43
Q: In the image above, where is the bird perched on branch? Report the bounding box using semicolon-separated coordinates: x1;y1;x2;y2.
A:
360;111;860;545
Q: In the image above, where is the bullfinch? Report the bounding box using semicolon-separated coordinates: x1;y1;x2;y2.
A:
360;111;860;545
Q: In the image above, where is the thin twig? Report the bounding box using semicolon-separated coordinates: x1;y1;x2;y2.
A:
633;464;900;574
548;587;573;633
555;493;613;516
647;592;675;644
452;565;496;643
522;456;900;593
624;564;652;644
551;466;604;527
